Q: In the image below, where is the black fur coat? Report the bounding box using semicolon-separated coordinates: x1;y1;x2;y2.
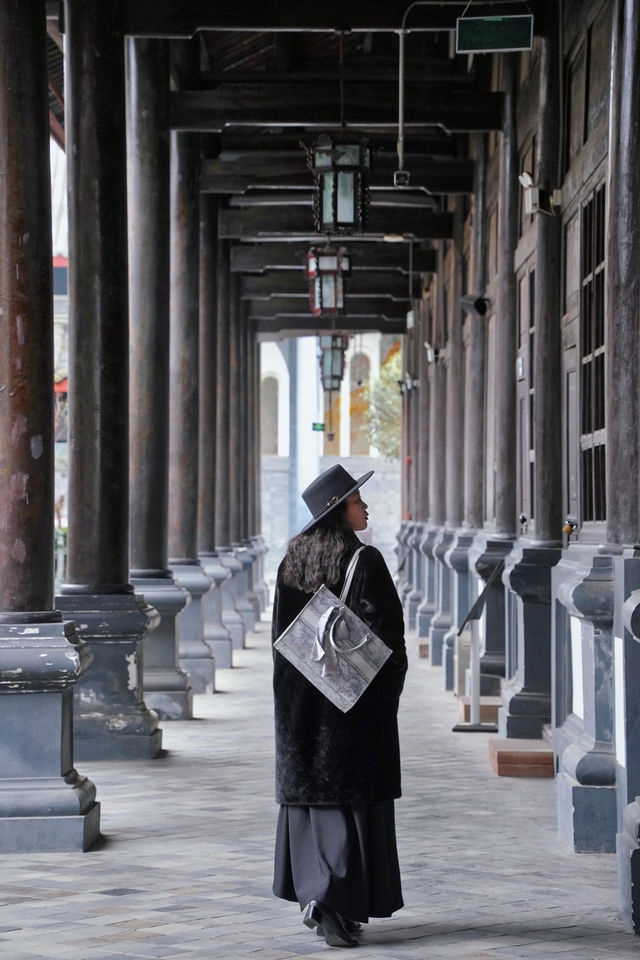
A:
272;544;407;805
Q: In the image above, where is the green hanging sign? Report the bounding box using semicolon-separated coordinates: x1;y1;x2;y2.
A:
456;15;533;54
312;422;325;432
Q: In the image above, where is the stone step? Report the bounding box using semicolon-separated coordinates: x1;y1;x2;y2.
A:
458;695;502;724
488;738;555;778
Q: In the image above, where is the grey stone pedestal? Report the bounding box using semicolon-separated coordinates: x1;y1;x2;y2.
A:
56;590;162;759
469;535;511;695
417;526;438;636
613;555;640;929
243;540;261;620
405;523;424;630
251;536;270;610
618;799;640;933
553;551;616;852
399;522;415;608
132;575;193;720
500;542;561;739
171;562;216;693
0;615;100;852
235;546;257;632
199;554;234;668
218;550;247;650
428;529;454;667
442;531;474;691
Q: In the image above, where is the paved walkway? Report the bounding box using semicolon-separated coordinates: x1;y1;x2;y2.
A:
0;615;637;960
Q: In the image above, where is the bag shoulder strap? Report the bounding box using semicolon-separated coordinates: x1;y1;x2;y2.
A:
339;545;366;602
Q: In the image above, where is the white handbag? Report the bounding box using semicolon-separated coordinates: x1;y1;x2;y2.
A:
274;547;392;713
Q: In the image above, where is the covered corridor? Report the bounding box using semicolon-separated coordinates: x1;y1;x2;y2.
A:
0;620;633;960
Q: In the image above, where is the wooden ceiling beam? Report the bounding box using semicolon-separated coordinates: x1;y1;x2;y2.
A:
230;243;435;273
241;272;420;299
109;0;531;37
199;67;476;86
220;206;452;240
170;87;503;133
201;156;473;194
256;317;407;338
249;296;407;319
215;131;457;156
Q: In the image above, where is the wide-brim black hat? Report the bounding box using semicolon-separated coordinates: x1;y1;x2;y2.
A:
300;464;374;534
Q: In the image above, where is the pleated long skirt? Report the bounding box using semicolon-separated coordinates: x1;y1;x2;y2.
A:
273;801;403;923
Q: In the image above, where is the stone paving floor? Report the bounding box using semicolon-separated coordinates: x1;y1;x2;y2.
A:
0;615;637;960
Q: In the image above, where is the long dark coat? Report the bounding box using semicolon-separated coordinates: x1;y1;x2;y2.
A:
272;544;407;806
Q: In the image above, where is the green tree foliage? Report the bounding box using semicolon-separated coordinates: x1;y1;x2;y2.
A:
363;342;402;458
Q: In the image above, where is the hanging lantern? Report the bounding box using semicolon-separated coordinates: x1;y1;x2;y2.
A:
305;136;371;235
318;334;350;392
306;245;350;316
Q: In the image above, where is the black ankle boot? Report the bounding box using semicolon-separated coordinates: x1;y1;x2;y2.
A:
302;900;359;947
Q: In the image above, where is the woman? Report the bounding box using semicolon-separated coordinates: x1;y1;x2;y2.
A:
272;464;408;948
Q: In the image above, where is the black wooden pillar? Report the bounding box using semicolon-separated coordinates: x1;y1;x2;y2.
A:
0;0;100;850
228;276;256;631
250;331;269;609
442;200;472;691
494;54;519;540
168;130;216;693
427;248;451;667
464;134;487;533
417;299;436;638
215;232;246;648
126;38;192;720
239;307;261;619
470;55;520;693
606;0;640;934
501;25;562;739
57;0;162;763
405;309;423;630
197;195;233;668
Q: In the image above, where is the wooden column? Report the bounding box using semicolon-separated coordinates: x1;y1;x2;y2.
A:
168;130;215;693
445;204;464;529
197;194;233;668
606;0;640;934
57;0;161;760
464;134;487;531
499;25;563;739
127;37;192;720
417;302;430;523
494;54;519;538
214;233;246;647
533;27;562;544
215;235;232;550
606;0;640;545
228;273;242;547
0;0;99;849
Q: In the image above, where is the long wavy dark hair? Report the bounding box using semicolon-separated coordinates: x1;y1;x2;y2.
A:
281;502;361;592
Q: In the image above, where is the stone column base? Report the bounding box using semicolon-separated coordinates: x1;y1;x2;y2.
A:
199;554;234;668
171;562;216;693
132;574;193;720
0;799;101;853
243;539;261;619
557;771;616;853
417;527;438;636
498;687;551;740
218;550;247;650
617;799;640;933
0;616;100;852
235;545;257;632
56;590;163;760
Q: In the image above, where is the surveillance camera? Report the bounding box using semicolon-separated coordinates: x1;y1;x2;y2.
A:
393;170;410;187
